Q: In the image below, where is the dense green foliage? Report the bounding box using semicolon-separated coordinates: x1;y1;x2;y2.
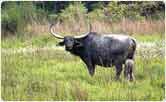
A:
1;2;47;36
1;1;165;36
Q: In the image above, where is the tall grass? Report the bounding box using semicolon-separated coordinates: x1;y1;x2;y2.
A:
25;1;164;36
1;39;164;100
25;19;164;37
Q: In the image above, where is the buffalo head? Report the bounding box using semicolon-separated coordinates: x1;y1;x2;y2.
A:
50;23;91;50
57;36;84;50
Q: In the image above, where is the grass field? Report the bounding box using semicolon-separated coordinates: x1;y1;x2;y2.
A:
1;34;165;100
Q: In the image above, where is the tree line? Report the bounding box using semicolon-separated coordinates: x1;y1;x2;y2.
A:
1;1;165;36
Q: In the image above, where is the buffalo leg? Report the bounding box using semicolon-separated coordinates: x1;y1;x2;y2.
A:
86;63;95;76
82;58;95;76
115;64;122;80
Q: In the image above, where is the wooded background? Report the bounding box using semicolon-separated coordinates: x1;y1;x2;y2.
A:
1;1;165;37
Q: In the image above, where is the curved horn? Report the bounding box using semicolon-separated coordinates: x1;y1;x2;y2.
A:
50;24;64;39
74;23;92;39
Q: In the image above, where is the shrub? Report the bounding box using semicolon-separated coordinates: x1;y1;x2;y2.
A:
1;2;46;37
87;8;106;22
57;2;87;23
53;2;89;35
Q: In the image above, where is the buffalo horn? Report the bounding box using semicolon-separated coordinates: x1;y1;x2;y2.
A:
50;24;64;39
74;23;92;39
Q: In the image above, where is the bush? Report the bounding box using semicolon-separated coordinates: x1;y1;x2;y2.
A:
104;2;144;22
1;2;46;37
57;2;87;23
52;2;89;35
87;8;105;22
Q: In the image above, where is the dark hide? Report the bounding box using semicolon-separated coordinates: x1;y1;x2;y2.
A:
58;32;136;80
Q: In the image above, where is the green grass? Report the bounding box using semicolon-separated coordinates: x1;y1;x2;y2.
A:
133;34;164;42
1;49;164;100
2;34;164;48
1;34;165;100
1;35;58;48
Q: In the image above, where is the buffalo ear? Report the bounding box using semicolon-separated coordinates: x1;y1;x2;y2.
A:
57;41;65;46
75;40;83;47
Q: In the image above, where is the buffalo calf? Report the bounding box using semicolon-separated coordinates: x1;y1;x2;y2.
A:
124;59;134;81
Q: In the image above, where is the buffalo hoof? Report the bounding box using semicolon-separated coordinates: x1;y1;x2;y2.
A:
130;76;135;82
115;76;121;81
89;71;95;77
129;78;133;82
127;74;134;82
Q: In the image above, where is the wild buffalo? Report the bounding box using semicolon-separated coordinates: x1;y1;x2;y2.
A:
50;24;136;81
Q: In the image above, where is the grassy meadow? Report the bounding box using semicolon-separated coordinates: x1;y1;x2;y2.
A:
1;34;165;101
1;1;165;101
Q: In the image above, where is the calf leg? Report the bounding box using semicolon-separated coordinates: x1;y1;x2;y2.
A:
124;66;128;78
115;64;123;80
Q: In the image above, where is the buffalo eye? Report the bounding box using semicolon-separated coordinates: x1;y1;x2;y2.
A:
74;40;83;47
57;41;65;46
